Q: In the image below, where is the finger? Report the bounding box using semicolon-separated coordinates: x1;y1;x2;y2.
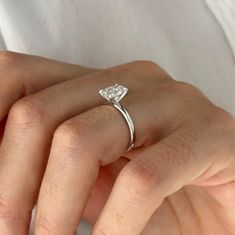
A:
0;50;96;120
93;123;232;235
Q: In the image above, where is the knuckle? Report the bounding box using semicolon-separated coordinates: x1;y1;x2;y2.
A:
131;60;158;68
132;60;168;73
8;97;45;126
129;60;161;75
210;107;235;128
168;81;201;96
208;108;235;150
52;113;101;167
53;120;88;153
35;215;57;235
0;51;24;72
129;60;172;82
96;68;118;82
121;160;159;197
0;51;18;65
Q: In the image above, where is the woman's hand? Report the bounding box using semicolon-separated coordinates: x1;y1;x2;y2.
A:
0;51;235;235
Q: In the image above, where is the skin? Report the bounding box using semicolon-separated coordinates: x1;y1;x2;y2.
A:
0;51;234;235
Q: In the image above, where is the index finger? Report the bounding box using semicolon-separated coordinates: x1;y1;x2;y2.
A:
0;51;96;120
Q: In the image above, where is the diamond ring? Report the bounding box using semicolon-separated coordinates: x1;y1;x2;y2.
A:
99;84;135;151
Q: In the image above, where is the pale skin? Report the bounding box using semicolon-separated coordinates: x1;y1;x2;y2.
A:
0;51;234;235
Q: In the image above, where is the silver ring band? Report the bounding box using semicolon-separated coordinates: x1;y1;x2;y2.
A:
99;84;135;151
110;100;135;151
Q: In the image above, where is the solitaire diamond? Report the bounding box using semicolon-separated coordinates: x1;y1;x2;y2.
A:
99;84;128;103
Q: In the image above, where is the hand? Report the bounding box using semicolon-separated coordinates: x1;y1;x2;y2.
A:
0;51;234;235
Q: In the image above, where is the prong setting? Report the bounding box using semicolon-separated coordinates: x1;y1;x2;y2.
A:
99;84;128;103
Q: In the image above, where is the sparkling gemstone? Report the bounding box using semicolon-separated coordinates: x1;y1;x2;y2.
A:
99;84;128;103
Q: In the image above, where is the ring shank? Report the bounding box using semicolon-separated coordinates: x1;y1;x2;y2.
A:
110;100;135;151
